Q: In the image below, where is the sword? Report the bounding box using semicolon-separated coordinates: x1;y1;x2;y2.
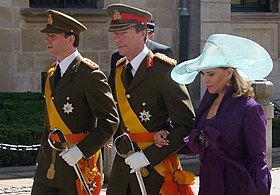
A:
114;132;147;195
48;128;92;195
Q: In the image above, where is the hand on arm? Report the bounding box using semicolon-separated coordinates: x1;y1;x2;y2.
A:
154;130;169;148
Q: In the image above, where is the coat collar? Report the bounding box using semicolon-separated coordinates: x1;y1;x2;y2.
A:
124;51;154;92
195;86;237;126
51;54;82;94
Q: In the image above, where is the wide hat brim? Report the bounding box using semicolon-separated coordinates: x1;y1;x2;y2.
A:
171;34;273;84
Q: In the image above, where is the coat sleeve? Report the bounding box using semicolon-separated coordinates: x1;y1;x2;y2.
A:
143;68;195;166
243;101;271;195
77;69;119;158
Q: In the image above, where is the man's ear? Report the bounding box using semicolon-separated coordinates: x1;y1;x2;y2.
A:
140;30;147;39
68;34;76;44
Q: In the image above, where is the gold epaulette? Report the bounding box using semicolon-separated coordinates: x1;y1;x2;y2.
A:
81;58;99;70
116;57;126;68
154;52;177;66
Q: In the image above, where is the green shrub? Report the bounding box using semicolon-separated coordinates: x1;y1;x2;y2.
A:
0;92;44;166
272;118;280;147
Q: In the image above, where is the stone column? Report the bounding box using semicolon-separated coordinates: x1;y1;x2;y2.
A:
252;79;274;168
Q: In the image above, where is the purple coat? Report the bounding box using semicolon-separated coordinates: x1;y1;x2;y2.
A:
184;86;271;195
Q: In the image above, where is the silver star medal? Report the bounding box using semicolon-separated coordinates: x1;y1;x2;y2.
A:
63;102;74;114
139;110;152;122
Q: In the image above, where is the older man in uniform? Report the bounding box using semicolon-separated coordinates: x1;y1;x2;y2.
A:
31;10;119;195
108;19;174;98
106;4;195;195
108;19;175;140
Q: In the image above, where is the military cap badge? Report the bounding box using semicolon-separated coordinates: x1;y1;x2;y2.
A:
47;14;53;25
113;10;121;20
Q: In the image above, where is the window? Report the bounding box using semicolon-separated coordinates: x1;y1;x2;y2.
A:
30;0;97;8
231;0;269;12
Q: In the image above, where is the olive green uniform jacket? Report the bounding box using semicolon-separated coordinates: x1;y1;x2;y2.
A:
33;54;119;190
107;52;195;195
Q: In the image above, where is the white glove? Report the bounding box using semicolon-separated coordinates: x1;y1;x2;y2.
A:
59;145;83;166
125;151;150;173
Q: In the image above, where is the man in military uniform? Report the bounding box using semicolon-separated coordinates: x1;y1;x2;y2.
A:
106;4;195;195
31;10;119;195
108;19;174;98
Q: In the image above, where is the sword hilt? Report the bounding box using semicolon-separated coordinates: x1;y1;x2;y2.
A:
51;128;92;195
54;128;67;143
52;128;69;149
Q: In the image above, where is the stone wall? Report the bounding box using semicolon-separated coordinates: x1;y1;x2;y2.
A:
0;0;179;92
0;0;279;100
192;0;280;101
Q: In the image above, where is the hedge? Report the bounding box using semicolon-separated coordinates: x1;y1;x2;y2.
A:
0;92;44;166
273;118;280;147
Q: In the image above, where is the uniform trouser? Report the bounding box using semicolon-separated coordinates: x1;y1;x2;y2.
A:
31;180;77;195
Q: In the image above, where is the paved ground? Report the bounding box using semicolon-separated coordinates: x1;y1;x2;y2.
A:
0;148;279;194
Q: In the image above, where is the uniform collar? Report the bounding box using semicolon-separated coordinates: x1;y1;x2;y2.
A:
126;45;149;76
59;49;80;76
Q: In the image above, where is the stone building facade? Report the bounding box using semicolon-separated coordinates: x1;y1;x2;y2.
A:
0;0;279;106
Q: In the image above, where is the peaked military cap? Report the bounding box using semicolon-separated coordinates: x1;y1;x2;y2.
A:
106;3;152;32
40;9;87;35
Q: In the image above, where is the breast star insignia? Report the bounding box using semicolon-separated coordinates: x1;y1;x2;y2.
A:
63;102;74;114
139;110;152;122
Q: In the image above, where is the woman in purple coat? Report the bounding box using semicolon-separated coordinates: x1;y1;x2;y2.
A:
155;34;273;195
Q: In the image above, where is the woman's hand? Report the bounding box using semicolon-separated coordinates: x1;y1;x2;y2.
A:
154;130;169;148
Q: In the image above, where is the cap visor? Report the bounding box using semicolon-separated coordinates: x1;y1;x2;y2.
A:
108;23;137;32
40;26;65;34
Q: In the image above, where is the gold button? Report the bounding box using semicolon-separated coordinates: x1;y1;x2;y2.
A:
66;97;70;100
126;94;131;99
142;102;146;106
126;128;130;132
43;95;45;98
51;97;54;100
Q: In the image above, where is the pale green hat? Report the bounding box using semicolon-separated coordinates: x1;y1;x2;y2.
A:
171;34;273;84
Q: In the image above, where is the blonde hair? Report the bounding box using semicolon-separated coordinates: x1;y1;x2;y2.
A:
231;69;254;98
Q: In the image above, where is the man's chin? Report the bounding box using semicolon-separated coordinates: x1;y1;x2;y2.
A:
47;49;55;56
117;47;126;55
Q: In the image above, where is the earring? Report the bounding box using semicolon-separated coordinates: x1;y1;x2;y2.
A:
226;78;230;86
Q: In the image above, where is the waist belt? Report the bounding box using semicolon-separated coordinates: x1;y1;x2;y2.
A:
50;132;89;143
125;131;156;142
